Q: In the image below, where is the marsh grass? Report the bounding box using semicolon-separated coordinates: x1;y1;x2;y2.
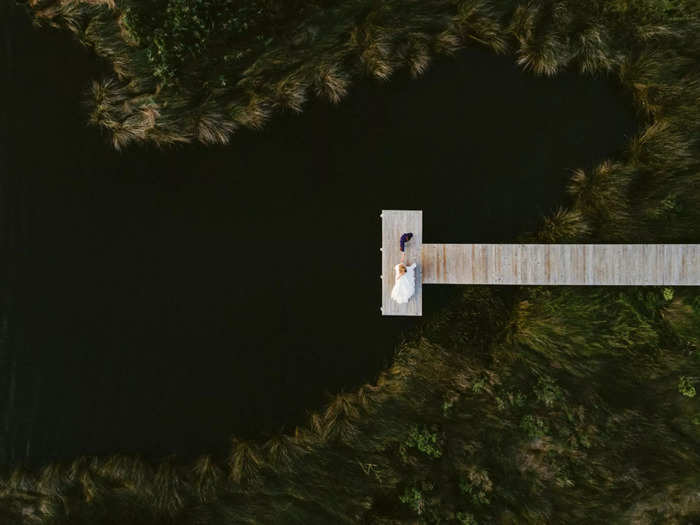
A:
26;0;518;147
6;0;700;522
227;438;263;485
567;160;635;240
534;208;591;242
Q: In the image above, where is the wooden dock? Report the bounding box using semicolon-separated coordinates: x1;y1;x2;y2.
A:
381;210;700;316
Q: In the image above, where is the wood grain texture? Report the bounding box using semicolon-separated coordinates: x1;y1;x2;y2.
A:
421;244;700;285
381;210;422;316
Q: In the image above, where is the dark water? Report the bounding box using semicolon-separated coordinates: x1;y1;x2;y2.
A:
1;4;637;466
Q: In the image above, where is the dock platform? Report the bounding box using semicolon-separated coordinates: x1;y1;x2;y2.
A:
380;210;422;316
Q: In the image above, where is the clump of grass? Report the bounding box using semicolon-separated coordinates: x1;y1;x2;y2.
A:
510;3;572;76
313;63;350;103
566;160;635;240
36;463;68;499
574;25;620;74
228;438;263;485
352;21;396;81
153;459;185;517
321;392;362;444
192;455;223;503
394;32;432;78
535;208;591;243
452;0;508;54
193;108;237;145
262;435;306;472
662;294;700;348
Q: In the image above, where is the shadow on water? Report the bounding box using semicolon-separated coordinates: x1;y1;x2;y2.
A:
2;5;638;466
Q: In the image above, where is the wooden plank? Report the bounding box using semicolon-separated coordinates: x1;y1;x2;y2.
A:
680;244;697;284
381;210;422;316
421;244;700;285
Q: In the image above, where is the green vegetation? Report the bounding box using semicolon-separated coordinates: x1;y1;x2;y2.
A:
26;0;512;148
119;0;334;86
402;426;443;459
4;0;700;523
25;0;700;149
679;376;697;397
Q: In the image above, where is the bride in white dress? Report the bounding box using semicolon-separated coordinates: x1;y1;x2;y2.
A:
391;262;416;304
391;232;416;304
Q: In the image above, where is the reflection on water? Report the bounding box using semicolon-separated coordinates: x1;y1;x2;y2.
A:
1;3;637;466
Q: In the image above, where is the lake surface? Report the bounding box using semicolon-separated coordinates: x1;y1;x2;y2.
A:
1;3;637;467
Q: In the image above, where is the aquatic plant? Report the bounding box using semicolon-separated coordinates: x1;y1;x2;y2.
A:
534;207;591;242
23;0;515;147
678;376;697;397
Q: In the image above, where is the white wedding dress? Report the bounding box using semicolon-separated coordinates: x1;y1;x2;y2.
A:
390;263;416;304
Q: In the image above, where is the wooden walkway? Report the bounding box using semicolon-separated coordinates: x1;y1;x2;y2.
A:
422;243;700;285
381;210;700;316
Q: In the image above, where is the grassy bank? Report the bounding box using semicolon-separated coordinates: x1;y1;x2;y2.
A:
2;0;699;523
23;0;699;150
24;0;515;148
